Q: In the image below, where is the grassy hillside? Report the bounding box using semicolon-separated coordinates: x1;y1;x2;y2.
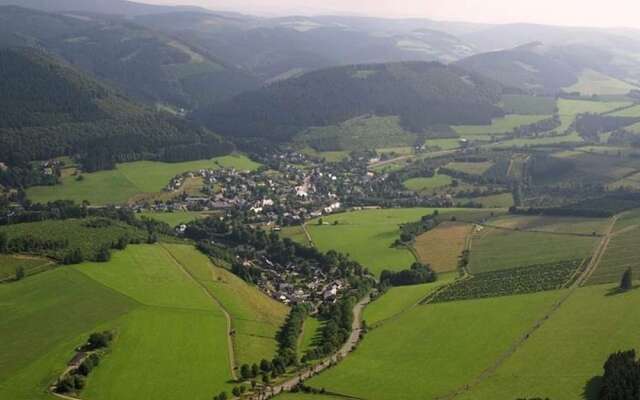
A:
308;290;564;399
565;69;638;96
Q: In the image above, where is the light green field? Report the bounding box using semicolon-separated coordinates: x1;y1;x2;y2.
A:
565;69;638;96
300;317;322;356
445;161;494;175
303;208;477;276
139;211;215;226
0;268;136;399
609;104;640;117
487;215;610;235
453;115;550;137
469;228;598;273
0;255;52;280
424;138;461;150
308;291;564;399
500;95;557;115
364;274;456;326
161;244;288;366
487;131;584;149
459;283;640;400
26;154;260;205
301;147;351;163
403;174;452;191
589;226;640;285
280;225;311;246
457;193;514;208
557;98;632;117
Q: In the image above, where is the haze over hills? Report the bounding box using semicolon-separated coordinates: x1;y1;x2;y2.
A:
0;0;210;16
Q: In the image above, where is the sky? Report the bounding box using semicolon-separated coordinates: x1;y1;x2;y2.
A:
138;0;640;28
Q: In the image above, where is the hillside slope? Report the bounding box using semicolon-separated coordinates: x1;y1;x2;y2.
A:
0;47;232;171
198;61;504;141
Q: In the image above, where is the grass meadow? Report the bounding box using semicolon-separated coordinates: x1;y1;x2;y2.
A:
500;95;557;115
565;69;639;96
308;290;564;399
0;255;52;280
589;226;640;285
403;174;452;192
414;222;472;272
26;154;260;205
458;283;640;400
139;211;216;226
452;115;550;137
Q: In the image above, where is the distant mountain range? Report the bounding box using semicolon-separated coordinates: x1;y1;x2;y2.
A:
0;0;209;16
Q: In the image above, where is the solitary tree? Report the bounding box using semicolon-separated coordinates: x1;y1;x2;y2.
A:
620;268;633;292
15;266;25;281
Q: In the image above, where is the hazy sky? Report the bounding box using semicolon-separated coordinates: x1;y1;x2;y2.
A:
138;0;640;28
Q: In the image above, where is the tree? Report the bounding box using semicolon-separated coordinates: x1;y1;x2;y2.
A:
240;364;251;380
0;232;7;253
620;268;633;292
260;359;272;373
96;246;111;262
317;218;323;226
251;363;259;378
231;387;241;397
15;266;25;281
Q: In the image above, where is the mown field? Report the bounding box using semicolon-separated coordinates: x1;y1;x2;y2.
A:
403;174;452;192
469;227;598;273
589;226;640;285
565;69;639;96
458;283;640;400
73;245;234;400
299;317;323;357
26;154;260;205
300;208;481;276
308;291;564;399
0;255;52;281
414;222;471;272
364;274;456;326
161;244;288;366
487;215;610;235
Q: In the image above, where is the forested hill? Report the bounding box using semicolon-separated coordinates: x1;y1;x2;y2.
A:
197;61;505;141
0;0;209;17
0;47;233;172
0;6;259;108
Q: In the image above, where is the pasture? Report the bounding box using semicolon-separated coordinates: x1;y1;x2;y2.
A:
414;222;472;272
469;227;598;273
300;317;323;356
609;104;640;117
303;208;479;276
0;255;52;281
26;154;260;205
452;115;550;137
161;244;288;366
459;283;640;400
139;211;215;226
565;69;639;96
500;95;557;115
588;225;640;285
403;174;452;192
486;215;610;235
308;291;564;400
457;192;514;208
445;161;494;175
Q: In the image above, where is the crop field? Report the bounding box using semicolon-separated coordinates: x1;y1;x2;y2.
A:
303;208;480;276
0;255;52;281
458;283;640;400
139;211;216;226
364;273;456;326
0;218;146;261
0;267;136;399
445;161;494;175
452;115;550;137
403;174;452;192
26;154;260;205
414;222;472;272
588;226;640;285
565;69;639;96
501;95;557;115
486;215;610;235
73;245;234;400
308;291;563;400
468;228;598;273
432;260;582;303
161;244;288;366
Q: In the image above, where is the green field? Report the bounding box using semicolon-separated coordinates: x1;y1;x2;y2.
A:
302;208;478;276
26;154;260;205
457;193;514;208
308;290;563;399
403;174;452;192
0;218;145;261
565;69;639;96
300;317;323;356
609;104;640;117
469;228;598;273
459;283;640;400
558;98;632;117
453;115;550;137
487;215;610;235
0;255;52;281
445;161;494;175
501;95;557;115
364;274;456;326
424;138;462;150
139;211;215;226
487;131;584;149
161;244;288;366
589;226;640;285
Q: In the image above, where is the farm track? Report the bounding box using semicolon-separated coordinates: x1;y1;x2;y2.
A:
476;222;604;238
439;215;618;400
160;244;238;381
301;223;314;246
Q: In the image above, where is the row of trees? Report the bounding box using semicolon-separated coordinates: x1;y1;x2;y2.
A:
380;263;437;287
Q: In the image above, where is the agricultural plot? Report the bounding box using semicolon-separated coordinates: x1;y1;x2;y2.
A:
364;274;456;326
424;138;462;150
458;284;640;400
445;161;494;175
469;228;598;273
0;255;52;281
609;104;640;117
414;222;472;272
500;95;557;115
303;208;479;276
0;268;136;399
308;291;563;400
26;154;260;205
452;115;551;137
299;317;322;356
487;131;584;149
431;260;582;303
456;193;514;208
403;174;452;192
588;226;640;285
0;218;146;261
161;244;288;366
73;245;234;400
486;215;610;235
565;69;639;96
139;211;215;226
557;98;632;118
610;171;640;190
280;225;311;246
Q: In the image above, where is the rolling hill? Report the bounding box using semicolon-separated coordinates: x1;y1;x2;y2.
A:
0;0;210;17
0;47;233;172
0;6;259;108
198;61;504;142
